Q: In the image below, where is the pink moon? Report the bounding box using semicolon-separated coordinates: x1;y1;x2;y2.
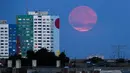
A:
69;6;97;32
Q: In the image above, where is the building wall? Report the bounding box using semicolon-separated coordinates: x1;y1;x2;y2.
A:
16;15;33;57
0;24;9;58
9;24;17;56
29;11;60;53
33;15;54;51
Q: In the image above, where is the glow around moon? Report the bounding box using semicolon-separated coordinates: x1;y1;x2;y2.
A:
69;6;97;32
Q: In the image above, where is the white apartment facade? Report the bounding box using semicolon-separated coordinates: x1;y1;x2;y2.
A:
0;20;9;58
28;11;60;53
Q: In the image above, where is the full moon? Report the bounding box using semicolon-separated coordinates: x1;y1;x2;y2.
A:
69;6;97;32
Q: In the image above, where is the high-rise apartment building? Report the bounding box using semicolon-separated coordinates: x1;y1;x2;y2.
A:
0;20;9;58
16;15;33;57
16;11;60;57
28;11;60;53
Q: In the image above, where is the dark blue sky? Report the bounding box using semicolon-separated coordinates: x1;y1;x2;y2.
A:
0;0;130;59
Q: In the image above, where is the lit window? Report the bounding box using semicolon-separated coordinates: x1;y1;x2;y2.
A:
18;19;22;20
26;19;30;20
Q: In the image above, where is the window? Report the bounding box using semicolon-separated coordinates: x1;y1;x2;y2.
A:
5;34;8;36
35;31;37;33
38;22;42;24
38;31;41;33
34;25;37;27
43;19;45;21
38;34;41;36
38;43;41;45
0;28;3;29
26;34;30;36
51;37;53;39
38;28;41;30
47;40;49;42
43;28;46;30
43;25;45;27
47;31;50;33
5;53;8;54
43;22;46;24
38;25;41;27
38;40;41;42
18;18;22;20
34;19;37;20
47;37;49;39
47;25;49;27
5;43;8;45
1;43;4;45
47;19;49;21
1;46;4;48
5;37;8;39
34;22;37;24
47;28;50;30
38;37;42;39
51;19;54;21
38;16;42;17
1;40;4;42
1;53;3;54
51;31;53;33
38;19;42;20
26;19;30;20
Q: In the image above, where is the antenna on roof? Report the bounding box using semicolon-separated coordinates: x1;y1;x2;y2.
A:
26;0;28;14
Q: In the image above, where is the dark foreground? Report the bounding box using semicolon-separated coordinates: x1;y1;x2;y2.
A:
0;67;130;73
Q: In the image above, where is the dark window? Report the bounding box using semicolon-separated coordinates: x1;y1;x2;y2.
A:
38;22;42;24
38;31;41;33
47;19;49;21
47;25;49;27
38;40;41;42
47;37;49;39
34;22;37;24
38;34;41;36
1;28;4;29
38;43;41;45
47;28;50;30
47;31;50;33
38;25;41;27
38;19;41;20
1;53;3;54
38;37;42;39
1;43;4;45
38;16;42;17
1;40;4;42
1;46;4;48
38;28;41;30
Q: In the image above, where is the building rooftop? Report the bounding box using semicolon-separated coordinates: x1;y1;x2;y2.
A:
0;20;7;24
28;11;48;15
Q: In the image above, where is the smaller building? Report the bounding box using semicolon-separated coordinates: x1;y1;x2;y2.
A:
9;24;17;56
0;20;9;58
87;55;104;59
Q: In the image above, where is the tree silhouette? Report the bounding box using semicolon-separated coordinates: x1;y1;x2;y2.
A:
88;57;104;64
8;47;70;67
